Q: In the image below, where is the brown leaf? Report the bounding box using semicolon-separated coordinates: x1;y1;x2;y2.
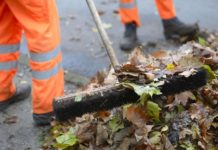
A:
123;105;149;128
177;55;203;69
96;111;111;122
166;91;195;109
113;9;119;14
175;91;195;106
144;73;155;80
134;125;153;142
119;63;143;73
200;85;218;105
200;117;214;138
161;134;174;150
117;137;135;150
166;96;175;104
114;127;132;143
98;10;105;16
150;50;168;59
96;124;108;146
188;103;209;120
3;115;18;124
198;140;206;150
129;47;147;66
75;122;96;143
192;43;218;65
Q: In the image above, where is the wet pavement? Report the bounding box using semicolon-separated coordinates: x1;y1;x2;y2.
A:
58;0;218;77
0;0;217;149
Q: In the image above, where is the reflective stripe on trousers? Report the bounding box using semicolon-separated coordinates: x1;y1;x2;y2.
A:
30;45;62;80
119;0;140;26
120;0;137;9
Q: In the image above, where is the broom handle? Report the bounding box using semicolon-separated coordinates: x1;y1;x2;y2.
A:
86;0;119;68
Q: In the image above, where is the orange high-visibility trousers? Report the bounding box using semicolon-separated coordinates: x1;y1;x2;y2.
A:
119;0;176;26
0;0;64;114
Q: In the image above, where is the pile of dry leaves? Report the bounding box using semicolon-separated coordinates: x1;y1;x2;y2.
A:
42;34;218;150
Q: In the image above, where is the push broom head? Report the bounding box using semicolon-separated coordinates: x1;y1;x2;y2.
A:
53;68;207;121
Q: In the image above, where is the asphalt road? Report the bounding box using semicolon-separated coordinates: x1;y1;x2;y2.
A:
0;0;217;149
57;0;218;77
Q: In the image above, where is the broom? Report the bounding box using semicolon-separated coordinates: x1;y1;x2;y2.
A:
54;68;207;121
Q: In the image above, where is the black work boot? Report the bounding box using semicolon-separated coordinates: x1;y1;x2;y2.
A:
0;82;31;111
162;17;199;42
33;112;54;126
120;22;139;51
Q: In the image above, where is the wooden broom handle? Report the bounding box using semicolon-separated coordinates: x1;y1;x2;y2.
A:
86;0;119;68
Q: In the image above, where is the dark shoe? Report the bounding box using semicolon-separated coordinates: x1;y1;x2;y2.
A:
33;112;54;126
120;22;139;51
0;82;31;111
162;17;199;42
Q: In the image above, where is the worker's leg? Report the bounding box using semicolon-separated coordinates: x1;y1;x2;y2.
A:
119;0;140;50
155;0;176;20
155;0;199;41
6;0;64;125
0;1;19;102
0;1;31;110
119;0;140;26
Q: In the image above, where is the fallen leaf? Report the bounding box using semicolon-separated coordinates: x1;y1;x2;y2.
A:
113;9;119;14
75;122;96;143
161;134;174;150
134;128;145;142
175;91;196;106
129;47;147;66
198;37;207;46
119;63;143;73
75;95;82;102
179;128;192;139
55;127;78;149
161;125;169;133
166;63;175;70
202;65;216;80
114;127;132;143
164;111;176;123
122;82;161;98
92;23;112;32
179;68;197;77
188;103;209;120
96;124;108;146
3;115;18;124
149;131;161;144
191;123;201;139
117;137;134;150
98;10;105;16
108;116;124;133
123;105;149;128
147;101;161;122
96;111;111;122
180;141;196;150
177;54;203;69
150;50;168;59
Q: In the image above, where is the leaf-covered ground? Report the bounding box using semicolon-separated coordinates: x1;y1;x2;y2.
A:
42;32;218;150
